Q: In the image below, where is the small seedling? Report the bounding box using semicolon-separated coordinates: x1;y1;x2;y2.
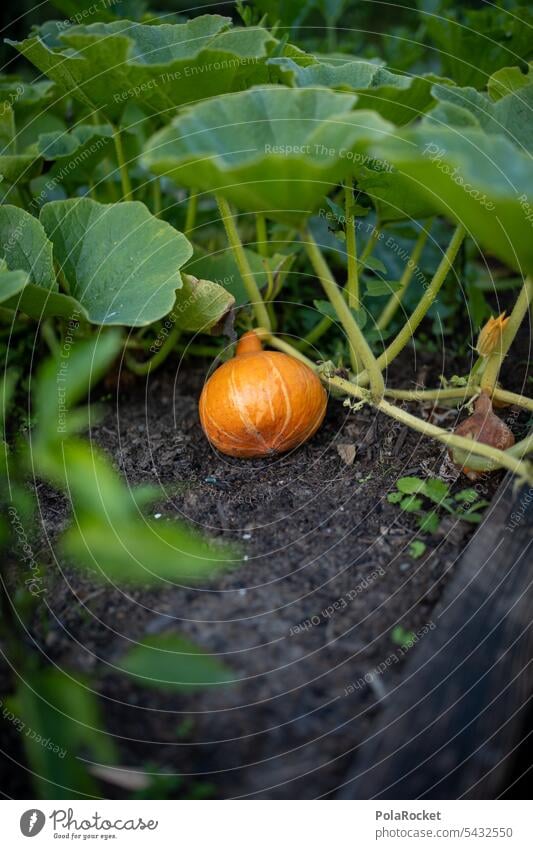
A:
388;476;490;534
391;626;416;649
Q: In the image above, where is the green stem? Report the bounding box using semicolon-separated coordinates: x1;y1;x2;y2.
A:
176;342;223;357
216;196;271;331
329;372;531;479
185;189;198;237
377;224;430;331
360;222;381;264
354;224;465;386
152;178;162;217
344;177;359;310
305;230;384;398
296;222;381;353
384;385;477;402
125;323;180;376
256;213;275;312
480;276;533;394
451;431;533;473
112;127;132;201
255;328;321;367
493;386;533;412
41;321;61;357
258;329;532;480
256;213;268;258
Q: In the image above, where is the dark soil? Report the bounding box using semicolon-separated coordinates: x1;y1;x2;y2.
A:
19;347;523;801
3;333;530;800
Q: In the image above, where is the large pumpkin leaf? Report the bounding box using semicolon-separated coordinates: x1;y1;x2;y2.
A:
3;285;89;322
0;265;29;303
487;63;533;102
356;164;438;223
270;57;449;125
8;16;279;123
143;86;392;225
37;123;115;179
426;83;533;155
368;126;533;274
40;198;192;326
0;205;55;288
0;206;89;319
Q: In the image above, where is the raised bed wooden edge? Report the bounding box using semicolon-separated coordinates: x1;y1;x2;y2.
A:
337;472;533;800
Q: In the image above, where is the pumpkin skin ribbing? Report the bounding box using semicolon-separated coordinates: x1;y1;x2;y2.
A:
199;331;327;458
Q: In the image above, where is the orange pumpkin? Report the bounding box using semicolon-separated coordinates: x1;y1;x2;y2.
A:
199;330;327;458
450;391;514;478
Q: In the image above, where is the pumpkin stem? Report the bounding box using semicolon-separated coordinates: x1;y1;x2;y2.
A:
236;330;263;356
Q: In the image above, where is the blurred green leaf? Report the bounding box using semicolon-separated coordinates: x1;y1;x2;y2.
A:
60;513;233;586
488;63;533;101
34;331;123;440
117;633;233;691
9;668;116;799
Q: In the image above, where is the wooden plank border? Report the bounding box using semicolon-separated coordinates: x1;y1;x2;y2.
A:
337;473;533;799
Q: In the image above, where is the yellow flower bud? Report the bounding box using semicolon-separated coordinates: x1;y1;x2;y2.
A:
475;312;509;357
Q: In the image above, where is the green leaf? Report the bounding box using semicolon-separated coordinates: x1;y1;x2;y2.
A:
269;57;449;125
454;488;479;503
408;540;426;559
60;512;233;586
418;509;440;534
356;164;437;223
34;332;123;441
40;199;192;326
185;247;292;307
387;491;403;504
9;668;116;799
143;86;392;225
360;255;386;274
176;273;235;333
425;4;533;89
37;122;114;179
364;279;403;297
457;508;488;524
396;476;425;495
9;17;278;122
0;205;55;288
401;495;423;512
0;267;29;303
3;285;88;322
313;299;367;329
391;625;415;648
426;83;533;156
117;633;233;691
368;126;533;275
422;477;450;504
0;100;42;184
488;63;533;102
